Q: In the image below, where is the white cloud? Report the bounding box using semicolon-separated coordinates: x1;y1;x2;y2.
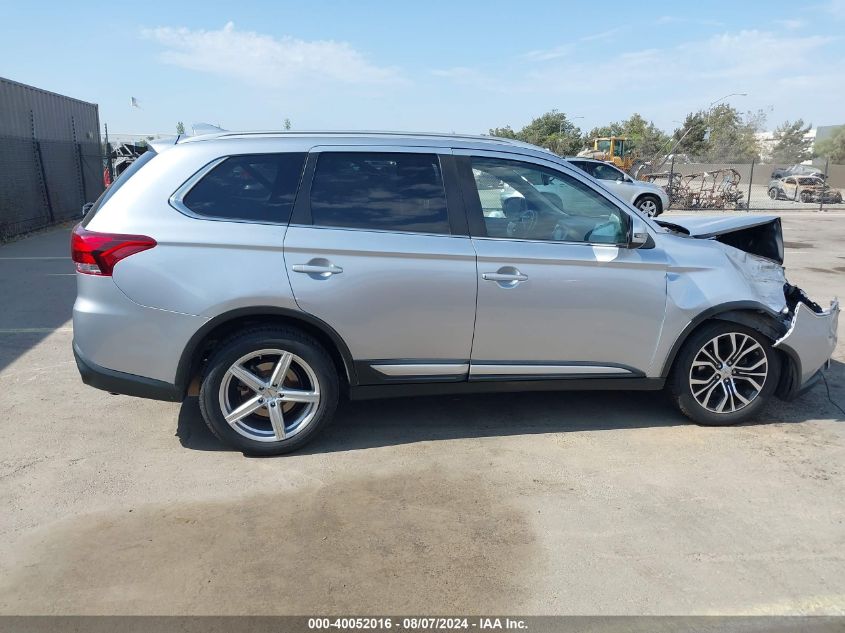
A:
521;44;574;62
142;21;403;87
828;0;845;18
580;27;625;42
438;29;844;131
774;18;805;29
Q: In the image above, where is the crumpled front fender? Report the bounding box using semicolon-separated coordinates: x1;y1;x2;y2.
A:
774;299;839;385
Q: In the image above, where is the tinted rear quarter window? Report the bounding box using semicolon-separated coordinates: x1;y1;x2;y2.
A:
182;153;306;223
309;152;450;234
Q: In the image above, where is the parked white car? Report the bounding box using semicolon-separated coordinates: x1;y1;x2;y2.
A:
567;157;670;217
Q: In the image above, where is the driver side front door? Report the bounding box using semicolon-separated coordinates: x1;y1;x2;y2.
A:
456;151;668;379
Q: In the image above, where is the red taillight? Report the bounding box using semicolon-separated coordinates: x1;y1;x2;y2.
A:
70;224;156;276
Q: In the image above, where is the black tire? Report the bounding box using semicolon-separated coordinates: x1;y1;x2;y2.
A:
668;321;781;426
768;187;779;200
800;191;812;203
635;194;662;217
199;327;339;455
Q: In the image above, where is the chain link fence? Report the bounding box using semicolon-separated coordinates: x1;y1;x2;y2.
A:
0;134;104;240
638;156;845;213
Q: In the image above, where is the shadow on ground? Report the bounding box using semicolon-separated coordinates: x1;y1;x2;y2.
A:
176;360;845;454
0;226;75;373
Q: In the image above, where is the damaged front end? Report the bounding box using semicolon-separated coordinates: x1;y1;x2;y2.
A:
658;214;839;399
775;286;839;398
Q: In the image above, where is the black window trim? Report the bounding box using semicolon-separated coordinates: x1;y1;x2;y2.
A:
290;148;469;238
170;152;308;226
454;153;633;247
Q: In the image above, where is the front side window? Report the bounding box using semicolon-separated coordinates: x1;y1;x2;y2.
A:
591;162;625;181
309;152;450;234
468;157;627;245
182;153;306;223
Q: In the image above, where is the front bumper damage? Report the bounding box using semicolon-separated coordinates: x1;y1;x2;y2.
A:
774;294;839;398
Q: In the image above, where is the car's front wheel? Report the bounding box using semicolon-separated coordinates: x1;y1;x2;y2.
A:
669;322;780;426
199;327;339;455
635;194;661;217
768;187;779;200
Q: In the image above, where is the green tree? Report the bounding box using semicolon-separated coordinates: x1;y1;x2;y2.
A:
672;112;709;158
176;121;185;135
283;118;292;131
814;126;845;163
673;105;763;162
584;115;669;160
488;125;518;139
489;110;582;155
621;113;670;159
771;119;813;164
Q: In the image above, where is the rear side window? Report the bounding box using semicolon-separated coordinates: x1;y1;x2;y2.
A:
182;153;306;223
309;152;450;234
82;150;157;227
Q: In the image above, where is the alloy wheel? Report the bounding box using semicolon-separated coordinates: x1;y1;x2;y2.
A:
638;199;658;217
218;348;321;442
688;333;768;414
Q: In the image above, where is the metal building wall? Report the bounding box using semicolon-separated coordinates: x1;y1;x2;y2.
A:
0;77;104;239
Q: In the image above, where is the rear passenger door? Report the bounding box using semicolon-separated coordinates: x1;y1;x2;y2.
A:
284;147;477;384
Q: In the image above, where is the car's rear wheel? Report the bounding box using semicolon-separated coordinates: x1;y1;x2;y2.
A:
669;322;780;426
636;194;661;217
768;187;779;200
199;327;338;455
800;191;813;203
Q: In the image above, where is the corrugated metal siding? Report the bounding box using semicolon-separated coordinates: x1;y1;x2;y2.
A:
0;77;104;239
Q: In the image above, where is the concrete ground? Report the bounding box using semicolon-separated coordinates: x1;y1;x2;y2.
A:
0;214;843;615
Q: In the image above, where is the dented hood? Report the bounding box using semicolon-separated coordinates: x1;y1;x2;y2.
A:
656;215;784;264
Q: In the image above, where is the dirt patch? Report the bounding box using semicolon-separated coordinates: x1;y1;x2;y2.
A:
807;267;833;274
784;241;814;249
0;471;537;614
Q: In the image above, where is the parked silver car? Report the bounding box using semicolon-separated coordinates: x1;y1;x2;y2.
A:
72;131;839;455
566;157;670;217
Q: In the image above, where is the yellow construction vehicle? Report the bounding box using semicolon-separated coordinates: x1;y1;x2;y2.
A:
577;136;637;172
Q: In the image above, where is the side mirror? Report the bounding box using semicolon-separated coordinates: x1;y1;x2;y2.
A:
628;215;649;249
81;202;94;217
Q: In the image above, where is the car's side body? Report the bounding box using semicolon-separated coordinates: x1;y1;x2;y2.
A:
72;132;838;453
768;176;843;203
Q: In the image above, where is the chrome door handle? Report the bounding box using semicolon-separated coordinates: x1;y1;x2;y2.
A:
482;272;528;282
292;260;343;278
292;264;343;274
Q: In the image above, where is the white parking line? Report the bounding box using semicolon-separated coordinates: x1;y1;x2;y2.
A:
0;327;73;334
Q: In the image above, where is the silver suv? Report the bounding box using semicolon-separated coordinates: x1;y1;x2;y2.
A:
72;131;839;455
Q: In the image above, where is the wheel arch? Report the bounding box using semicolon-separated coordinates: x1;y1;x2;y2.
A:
634;192;662;214
660;301;790;379
175;307;357;397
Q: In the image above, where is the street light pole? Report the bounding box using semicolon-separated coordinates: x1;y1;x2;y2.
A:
705;92;747;140
558;115;583;154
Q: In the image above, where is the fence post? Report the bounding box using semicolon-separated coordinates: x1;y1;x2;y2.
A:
104;123;114;183
747;159;754;211
71;116;87;206
669;155;675;209
77;143;88;204
30;109;54;225
820;157;829;213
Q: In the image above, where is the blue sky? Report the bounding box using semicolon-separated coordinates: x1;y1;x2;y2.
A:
2;0;844;136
